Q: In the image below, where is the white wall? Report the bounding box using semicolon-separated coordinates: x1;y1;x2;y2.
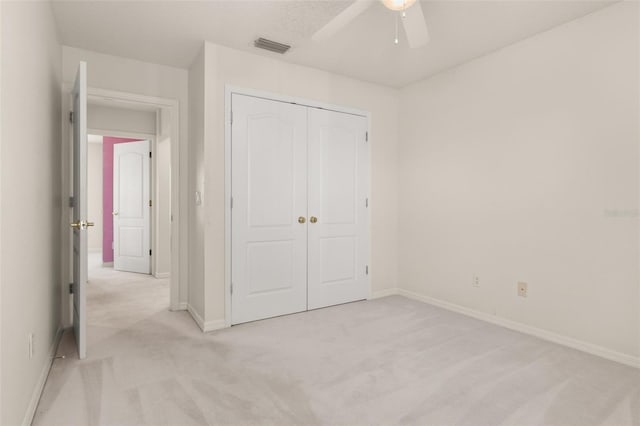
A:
189;42;400;325
399;2;639;362
0;1;62;424
61;46;189;319
87;141;103;252
187;47;206;318
88;104;156;135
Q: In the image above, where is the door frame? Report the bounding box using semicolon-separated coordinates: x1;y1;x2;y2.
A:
224;85;372;327
62;86;182;326
88;129;154;274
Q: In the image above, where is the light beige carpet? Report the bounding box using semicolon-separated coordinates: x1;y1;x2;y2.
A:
33;263;639;425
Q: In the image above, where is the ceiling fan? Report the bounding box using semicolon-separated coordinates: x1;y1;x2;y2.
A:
312;0;430;48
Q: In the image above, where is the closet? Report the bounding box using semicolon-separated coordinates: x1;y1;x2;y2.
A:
231;93;370;325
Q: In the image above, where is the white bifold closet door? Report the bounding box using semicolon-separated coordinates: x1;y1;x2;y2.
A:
231;93;369;325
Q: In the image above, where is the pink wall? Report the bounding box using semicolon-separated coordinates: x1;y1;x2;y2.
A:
103;137;144;262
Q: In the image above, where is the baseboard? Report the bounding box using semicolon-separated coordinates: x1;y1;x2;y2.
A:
397;289;640;369
187;304;228;333
102;262;113;267
187;304;205;331
172;301;188;311
154;272;170;279
370;288;400;299
21;326;64;426
202;319;227;332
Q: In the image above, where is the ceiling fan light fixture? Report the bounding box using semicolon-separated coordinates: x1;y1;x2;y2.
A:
381;0;417;12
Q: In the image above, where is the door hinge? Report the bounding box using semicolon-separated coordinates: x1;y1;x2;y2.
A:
149;249;152;256
230;111;233;125
69;111;73;124
149;199;152;207
365;131;368;142
366;265;369;275
69;196;75;208
230;282;233;295
149;151;152;158
69;283;74;294
230;196;234;209
365;197;369;208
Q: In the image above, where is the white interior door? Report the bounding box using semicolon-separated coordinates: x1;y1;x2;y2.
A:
307;108;369;310
231;94;308;325
71;62;88;359
113;140;151;274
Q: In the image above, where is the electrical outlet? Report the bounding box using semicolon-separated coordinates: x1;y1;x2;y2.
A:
518;282;528;298
472;274;480;287
28;333;34;359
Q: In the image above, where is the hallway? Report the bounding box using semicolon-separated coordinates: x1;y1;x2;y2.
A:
85;252;170;334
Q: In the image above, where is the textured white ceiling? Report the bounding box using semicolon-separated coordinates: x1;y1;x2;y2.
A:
51;0;616;87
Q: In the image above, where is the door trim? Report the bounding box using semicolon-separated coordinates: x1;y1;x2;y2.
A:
224;85;372;327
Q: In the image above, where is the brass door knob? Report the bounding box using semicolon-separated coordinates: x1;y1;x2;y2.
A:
70;220;94;229
298;216;306;224
310;216;318;223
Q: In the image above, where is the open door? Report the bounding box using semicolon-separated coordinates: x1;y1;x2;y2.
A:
113;140;151;274
71;62;90;359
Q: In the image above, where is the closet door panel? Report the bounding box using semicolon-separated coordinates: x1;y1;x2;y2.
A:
231;94;308;324
307;108;369;310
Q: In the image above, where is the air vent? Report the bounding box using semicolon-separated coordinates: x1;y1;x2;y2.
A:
254;38;291;54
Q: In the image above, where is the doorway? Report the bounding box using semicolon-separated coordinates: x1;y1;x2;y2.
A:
63;76;181;359
85;128;167;328
87;134;152;274
86;132;169;341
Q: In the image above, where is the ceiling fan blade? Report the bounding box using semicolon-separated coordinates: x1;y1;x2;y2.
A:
312;0;374;42
402;1;430;48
